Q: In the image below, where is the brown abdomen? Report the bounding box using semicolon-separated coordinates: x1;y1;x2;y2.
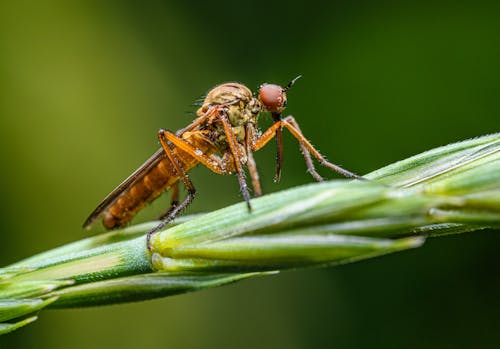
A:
103;138;215;229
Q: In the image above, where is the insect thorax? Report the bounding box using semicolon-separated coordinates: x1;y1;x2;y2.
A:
203;83;253;106
199;83;262;144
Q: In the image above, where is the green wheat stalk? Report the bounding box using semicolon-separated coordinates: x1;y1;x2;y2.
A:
0;133;498;334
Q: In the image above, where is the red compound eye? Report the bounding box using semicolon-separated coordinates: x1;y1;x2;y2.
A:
259;83;287;114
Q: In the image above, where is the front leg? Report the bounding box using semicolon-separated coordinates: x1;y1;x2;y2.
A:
245;123;262;196
215;111;252;211
281;116;362;179
252;116;362;180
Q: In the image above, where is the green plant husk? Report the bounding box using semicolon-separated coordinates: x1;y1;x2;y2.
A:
0;133;498;333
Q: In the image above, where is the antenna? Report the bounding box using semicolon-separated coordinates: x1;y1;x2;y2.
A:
283;75;302;92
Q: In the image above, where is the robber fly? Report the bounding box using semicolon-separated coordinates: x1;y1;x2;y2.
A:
83;76;361;246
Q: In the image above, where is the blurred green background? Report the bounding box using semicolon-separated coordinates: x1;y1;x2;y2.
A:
1;1;499;348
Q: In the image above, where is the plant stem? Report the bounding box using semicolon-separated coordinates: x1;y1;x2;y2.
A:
0;133;498;333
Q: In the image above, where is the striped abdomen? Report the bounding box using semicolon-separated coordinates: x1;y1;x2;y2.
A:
103;135;216;229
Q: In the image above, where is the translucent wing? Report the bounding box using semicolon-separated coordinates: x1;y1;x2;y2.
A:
82;148;165;228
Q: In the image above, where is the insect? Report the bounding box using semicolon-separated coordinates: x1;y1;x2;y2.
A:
83;76;361;246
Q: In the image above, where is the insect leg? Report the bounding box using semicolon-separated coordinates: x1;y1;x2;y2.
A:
146;130;197;250
252;117;362;180
274;125;284;182
253;119;323;181
281;116;362;179
283;117;324;182
216;110;252;211
245;123;262;196
251;121;282;152
161;130;226;174
158;180;179;220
